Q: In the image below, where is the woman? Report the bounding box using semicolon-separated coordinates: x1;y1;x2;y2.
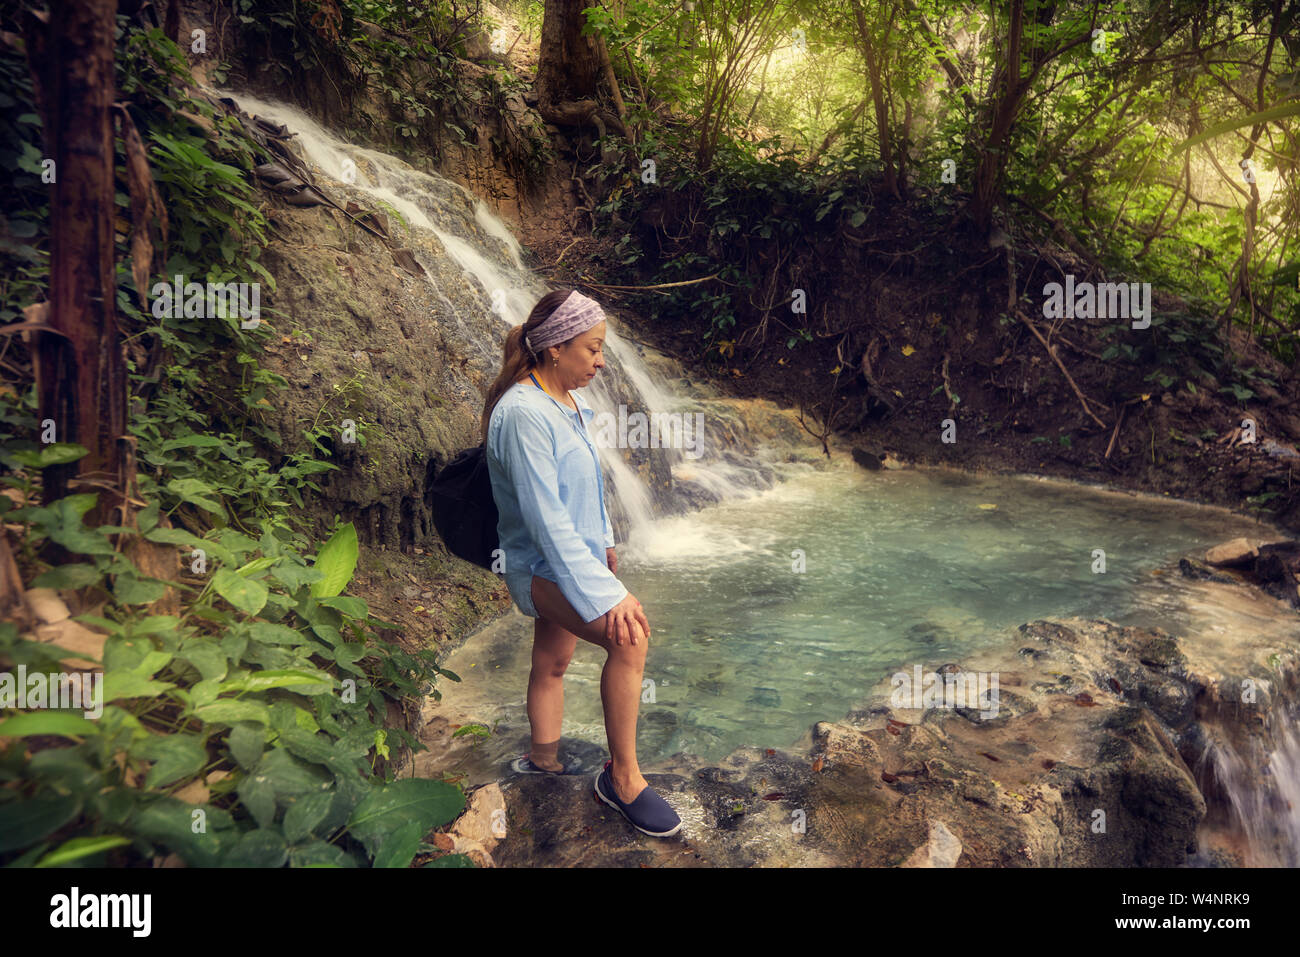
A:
481;288;683;838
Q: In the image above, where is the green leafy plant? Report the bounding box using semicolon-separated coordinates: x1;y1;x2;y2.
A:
0;485;465;867
0;16;471;868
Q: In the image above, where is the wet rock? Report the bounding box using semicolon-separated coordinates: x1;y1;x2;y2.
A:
953;689;1036;728
813;721;884;767
1139;678;1195;729
1178;557;1238;583
852;447;883;470
1204;537;1259;567
1132;633;1184;670
1018;620;1082;644
900;819;963;867
448;782;506;855
845;704;891;726
694;765;744;784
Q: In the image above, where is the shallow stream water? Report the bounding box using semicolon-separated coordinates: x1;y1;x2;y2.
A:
438;461;1292;766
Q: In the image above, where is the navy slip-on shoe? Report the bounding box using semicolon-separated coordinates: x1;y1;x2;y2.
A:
594;761;683;838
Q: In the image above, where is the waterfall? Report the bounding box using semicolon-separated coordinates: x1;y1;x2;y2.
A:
1192;704;1300;866
211;89;785;544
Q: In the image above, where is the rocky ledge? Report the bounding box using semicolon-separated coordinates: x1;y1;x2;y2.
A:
418;592;1299;867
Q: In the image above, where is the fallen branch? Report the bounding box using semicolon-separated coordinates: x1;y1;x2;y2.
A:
1105;403;1127;459
940;352;957;408
548;238;582;268
572;273;720;292
796;395;847;458
1017;307;1109;429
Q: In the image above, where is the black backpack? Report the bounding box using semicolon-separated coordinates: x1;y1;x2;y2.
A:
435;378;579;570
430;443;500;570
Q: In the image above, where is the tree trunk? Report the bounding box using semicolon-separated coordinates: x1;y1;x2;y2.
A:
536;0;627;137
965;0;1099;233
850;0;899;199
25;0;134;531
967;0;1024;234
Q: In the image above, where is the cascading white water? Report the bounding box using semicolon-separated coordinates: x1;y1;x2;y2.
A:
213;89;777;543
1194;707;1300;866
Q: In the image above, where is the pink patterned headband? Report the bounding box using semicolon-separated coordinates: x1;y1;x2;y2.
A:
524;290;605;354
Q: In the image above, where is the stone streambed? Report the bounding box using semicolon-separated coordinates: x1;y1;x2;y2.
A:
408;537;1300;868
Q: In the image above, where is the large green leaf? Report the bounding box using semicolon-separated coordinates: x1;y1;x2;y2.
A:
222;828;288;867
164;478;226;519
226;722;265;769
310;523;358;598
373;820;424;868
103;671;176;701
31;564;103;590
178;637;228;682
27;748;104;792
236;556;279;575
256;747;333;798
309;622;342;647
278;728;335;767
102;639;171;678
346;778;464;859
271;562;324;592
90;787;141;827
127;616;183;637
212;568;268;616
1171;100;1300;154
236;771;277;829
193;698;272;726
0;794;81;853
424;853;476;868
219;668;334;695
35;835;132;867
7;443;89;469
316;770;368;836
289;840;357;867
282;790;334;843
131;732;209;790
136;500;160;535
159;434;225;452
143;526;238;568
128;797;235;867
245;621;312;646
318;596;368;619
332;642;368;675
37;495;116;555
0;712;99;738
113;574;169;605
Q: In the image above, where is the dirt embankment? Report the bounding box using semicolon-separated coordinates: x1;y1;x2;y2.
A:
514;172;1300;538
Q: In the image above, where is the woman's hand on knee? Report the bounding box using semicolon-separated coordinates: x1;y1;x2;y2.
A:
605;593;650;647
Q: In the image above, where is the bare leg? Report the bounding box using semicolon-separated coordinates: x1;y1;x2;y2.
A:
526;615;578;770
530;576;649;804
